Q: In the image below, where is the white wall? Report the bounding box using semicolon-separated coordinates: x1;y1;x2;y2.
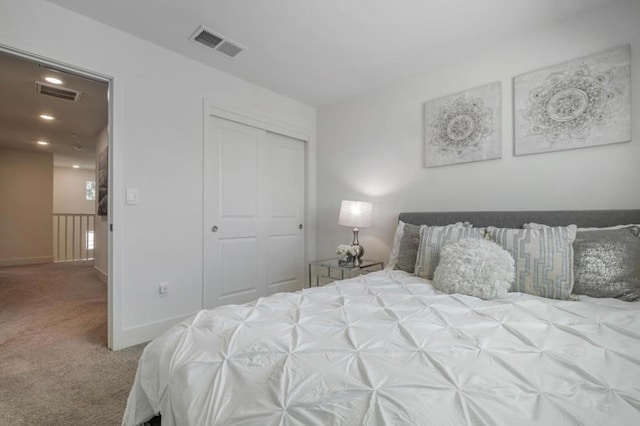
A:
0;0;316;349
53;167;96;214
94;127;108;283
317;0;640;264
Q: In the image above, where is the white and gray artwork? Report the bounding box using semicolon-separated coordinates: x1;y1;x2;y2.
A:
97;146;108;216
424;82;501;168
514;45;630;156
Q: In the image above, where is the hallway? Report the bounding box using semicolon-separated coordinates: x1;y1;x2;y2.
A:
0;263;144;425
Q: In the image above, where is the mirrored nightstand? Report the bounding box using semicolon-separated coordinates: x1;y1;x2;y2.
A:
308;258;384;287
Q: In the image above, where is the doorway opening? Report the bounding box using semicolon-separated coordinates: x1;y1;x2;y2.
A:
0;45;113;348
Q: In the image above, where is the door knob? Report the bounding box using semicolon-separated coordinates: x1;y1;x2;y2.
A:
298;224;303;229
212;225;219;232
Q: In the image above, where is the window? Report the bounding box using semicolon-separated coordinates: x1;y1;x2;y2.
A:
86;231;95;251
86;181;96;201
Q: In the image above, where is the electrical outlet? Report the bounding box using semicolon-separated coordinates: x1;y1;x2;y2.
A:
159;282;169;297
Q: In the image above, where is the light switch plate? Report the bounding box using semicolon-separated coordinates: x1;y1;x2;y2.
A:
126;188;139;205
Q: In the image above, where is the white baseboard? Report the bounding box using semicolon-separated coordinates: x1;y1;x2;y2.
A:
0;256;53;267
111;312;196;351
93;265;108;284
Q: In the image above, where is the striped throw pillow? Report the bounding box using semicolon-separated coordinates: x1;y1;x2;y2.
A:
487;225;577;300
414;225;485;279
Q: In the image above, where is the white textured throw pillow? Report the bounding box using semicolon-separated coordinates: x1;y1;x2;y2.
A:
433;238;515;300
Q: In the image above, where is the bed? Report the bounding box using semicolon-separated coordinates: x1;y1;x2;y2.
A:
123;210;640;426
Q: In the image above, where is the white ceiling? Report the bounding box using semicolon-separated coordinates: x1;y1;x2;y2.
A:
0;50;108;170
46;0;617;107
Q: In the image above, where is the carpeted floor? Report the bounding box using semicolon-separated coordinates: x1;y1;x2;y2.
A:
0;262;146;426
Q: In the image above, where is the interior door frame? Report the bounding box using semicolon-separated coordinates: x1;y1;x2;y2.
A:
202;99;315;305
0;43;116;349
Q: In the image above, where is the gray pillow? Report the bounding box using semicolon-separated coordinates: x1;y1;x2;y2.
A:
573;226;640;301
394;223;421;273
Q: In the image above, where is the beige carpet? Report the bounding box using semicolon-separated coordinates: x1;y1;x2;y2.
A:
0;262;145;426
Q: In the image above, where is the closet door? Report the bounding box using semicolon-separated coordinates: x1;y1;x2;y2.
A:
265;132;305;295
203;116;304;309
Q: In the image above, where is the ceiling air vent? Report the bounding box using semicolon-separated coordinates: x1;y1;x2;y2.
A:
190;25;246;59
36;82;83;102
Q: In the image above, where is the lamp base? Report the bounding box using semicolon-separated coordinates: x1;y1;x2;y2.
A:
351;244;364;267
351;227;364;266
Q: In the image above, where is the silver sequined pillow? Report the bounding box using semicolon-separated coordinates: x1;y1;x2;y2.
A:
572;226;640;301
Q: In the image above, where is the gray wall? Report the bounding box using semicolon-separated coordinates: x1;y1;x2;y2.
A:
53;167;96;214
317;0;640;264
0;148;53;266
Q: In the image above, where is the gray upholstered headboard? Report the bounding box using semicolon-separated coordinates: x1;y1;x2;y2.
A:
398;210;640;228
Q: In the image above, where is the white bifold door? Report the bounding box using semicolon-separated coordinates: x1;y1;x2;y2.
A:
204;116;305;309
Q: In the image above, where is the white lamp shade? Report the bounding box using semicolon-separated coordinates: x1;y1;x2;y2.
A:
338;200;372;228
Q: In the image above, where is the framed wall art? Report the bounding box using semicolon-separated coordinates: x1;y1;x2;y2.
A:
424;82;501;168
514;45;631;156
97;146;108;216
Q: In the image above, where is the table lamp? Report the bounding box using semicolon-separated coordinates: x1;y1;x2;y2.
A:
338;200;372;266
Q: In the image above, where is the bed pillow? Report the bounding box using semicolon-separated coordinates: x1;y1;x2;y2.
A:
414;225;485;280
486;225;577;300
388;221;424;270
394;223;422;273
386;221;407;270
433;238;515;300
524;223;640;301
525;222;639;232
572;226;640;301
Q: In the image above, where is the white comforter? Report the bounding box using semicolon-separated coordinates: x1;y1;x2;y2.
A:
123;270;640;425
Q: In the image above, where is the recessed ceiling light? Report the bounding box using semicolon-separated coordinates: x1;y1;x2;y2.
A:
39;114;55;120
72;165;80;169
45;76;63;85
37;140;50;146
